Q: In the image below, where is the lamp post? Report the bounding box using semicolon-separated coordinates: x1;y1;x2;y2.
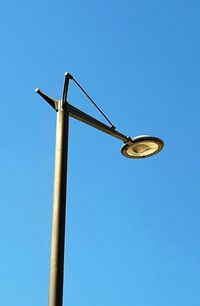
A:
35;72;164;306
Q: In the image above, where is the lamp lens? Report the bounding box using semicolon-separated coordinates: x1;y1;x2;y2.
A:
127;141;159;157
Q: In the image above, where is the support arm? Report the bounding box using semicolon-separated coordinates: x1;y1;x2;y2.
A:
35;89;129;143
68;103;128;142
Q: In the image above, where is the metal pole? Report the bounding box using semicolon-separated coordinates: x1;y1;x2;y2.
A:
48;74;70;306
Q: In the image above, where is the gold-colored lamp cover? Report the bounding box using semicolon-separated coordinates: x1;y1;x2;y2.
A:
121;135;164;158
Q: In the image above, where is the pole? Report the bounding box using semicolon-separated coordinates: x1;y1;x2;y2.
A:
35;74;128;306
48;74;70;306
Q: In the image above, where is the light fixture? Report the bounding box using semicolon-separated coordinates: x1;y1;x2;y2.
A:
121;135;164;158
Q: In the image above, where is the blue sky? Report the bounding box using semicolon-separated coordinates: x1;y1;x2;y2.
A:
0;1;200;305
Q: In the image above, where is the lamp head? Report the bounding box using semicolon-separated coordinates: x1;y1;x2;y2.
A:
121;135;164;159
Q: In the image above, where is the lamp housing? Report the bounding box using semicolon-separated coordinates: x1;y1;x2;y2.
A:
121;135;164;159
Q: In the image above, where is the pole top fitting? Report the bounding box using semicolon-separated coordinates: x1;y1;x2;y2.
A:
64;72;73;79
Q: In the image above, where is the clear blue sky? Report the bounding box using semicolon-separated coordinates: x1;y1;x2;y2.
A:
1;1;200;305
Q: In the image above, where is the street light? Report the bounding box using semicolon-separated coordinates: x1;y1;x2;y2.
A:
35;72;164;306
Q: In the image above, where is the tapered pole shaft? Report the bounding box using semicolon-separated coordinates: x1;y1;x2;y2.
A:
48;75;70;306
